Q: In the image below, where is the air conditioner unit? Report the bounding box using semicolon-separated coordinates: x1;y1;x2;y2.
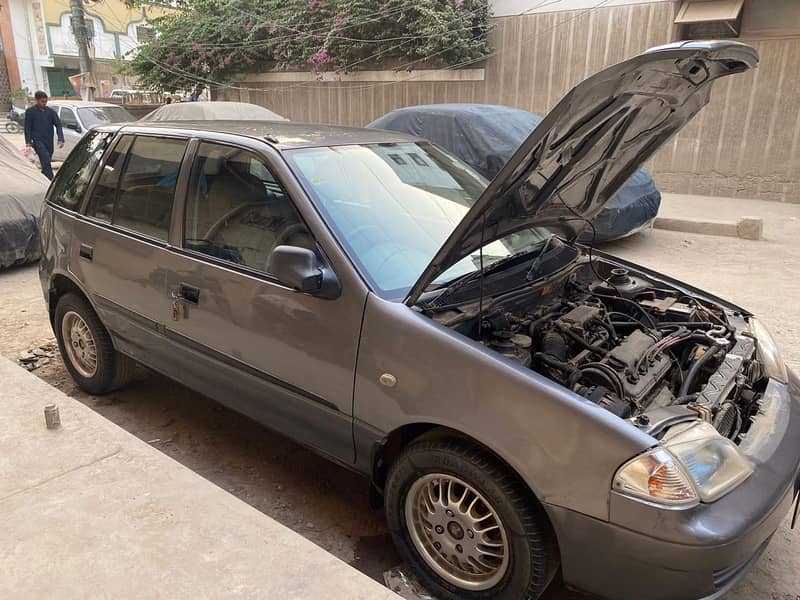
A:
675;0;744;38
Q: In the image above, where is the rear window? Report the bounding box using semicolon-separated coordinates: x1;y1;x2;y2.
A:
48;130;112;211
84;135;187;241
114;136;187;240
78;106;135;127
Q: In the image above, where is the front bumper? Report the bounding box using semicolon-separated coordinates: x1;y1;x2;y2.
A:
547;371;800;600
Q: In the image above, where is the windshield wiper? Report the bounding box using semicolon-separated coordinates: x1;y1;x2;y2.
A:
429;244;545;300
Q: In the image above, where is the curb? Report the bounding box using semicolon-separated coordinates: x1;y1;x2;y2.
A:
654;216;763;240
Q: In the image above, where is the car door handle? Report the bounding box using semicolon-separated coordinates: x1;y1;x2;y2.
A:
173;283;200;304
79;243;93;260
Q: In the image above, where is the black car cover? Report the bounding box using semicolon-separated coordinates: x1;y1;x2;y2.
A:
0;136;49;269
368;104;661;242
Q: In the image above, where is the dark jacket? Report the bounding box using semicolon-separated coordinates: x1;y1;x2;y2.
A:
24;105;64;152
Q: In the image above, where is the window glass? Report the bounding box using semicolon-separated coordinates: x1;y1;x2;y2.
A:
184;142;313;273
60;107;78;129
48;130;111;210
78;106;135;127
287;142;550;298
85;135;133;222
112;136;187;240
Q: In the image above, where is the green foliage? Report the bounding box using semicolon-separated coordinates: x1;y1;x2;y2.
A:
128;0;492;92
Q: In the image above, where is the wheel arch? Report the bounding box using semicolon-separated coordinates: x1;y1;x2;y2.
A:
372;423;555;525
48;272;93;326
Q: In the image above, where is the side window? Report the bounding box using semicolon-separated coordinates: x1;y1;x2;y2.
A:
184;142;314;273
49;130;111;210
85;135;133;222
111;136;187;241
61;107;78;130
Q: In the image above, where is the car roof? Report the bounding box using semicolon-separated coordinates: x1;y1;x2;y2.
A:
107;120;424;150
48;100;122;108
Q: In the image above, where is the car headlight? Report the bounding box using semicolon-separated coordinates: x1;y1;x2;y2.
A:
613;422;752;507
749;317;788;383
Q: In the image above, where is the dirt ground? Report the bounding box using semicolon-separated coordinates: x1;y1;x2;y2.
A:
1;194;798;599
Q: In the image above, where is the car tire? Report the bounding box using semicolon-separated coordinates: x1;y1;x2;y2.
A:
385;437;558;600
54;293;135;395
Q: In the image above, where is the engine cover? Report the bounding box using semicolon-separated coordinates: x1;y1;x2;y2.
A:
602;329;671;406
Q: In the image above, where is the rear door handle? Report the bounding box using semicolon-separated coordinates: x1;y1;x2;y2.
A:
173;283;200;304
79;243;93;260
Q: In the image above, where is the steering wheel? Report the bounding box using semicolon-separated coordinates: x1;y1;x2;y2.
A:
203;201;265;241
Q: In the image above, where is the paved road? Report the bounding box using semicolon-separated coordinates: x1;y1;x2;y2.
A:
0;193;797;598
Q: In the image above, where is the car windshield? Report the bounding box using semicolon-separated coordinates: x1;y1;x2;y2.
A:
287;142;551;299
77;106;134;127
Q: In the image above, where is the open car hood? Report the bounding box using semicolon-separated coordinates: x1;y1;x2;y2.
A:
404;41;757;306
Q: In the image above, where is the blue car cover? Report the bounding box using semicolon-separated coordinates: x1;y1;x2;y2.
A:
368;104;661;242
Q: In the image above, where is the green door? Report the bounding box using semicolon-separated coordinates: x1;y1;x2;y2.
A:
46;68;79;97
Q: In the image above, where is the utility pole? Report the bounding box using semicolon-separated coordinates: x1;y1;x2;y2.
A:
69;0;93;100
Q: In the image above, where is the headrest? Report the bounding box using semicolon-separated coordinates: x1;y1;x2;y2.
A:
203;155;225;175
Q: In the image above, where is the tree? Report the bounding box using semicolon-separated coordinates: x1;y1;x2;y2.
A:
127;0;492;93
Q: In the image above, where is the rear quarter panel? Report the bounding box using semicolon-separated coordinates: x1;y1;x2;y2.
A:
354;294;656;520
38;203;74;308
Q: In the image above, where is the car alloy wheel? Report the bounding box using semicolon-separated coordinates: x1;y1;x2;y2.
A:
405;473;510;591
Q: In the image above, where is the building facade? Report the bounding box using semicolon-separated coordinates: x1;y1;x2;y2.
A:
0;0;174;100
226;0;800;202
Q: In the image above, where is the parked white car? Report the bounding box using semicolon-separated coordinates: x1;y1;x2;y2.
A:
48;100;135;161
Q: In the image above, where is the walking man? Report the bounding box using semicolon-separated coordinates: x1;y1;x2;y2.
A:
24;91;64;180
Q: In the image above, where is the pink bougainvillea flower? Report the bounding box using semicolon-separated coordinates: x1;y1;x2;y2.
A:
191;42;202;52
310;49;331;64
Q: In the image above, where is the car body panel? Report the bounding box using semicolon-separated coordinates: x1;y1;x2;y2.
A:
548;373;800;599
153;132;369;463
44;125;371;465
405;40;758;306
352;292;655;519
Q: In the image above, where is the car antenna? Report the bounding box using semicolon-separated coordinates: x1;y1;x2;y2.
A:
477;213;487;341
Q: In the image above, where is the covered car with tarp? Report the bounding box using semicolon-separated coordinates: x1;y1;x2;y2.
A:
140;101;287;122
0;135;49;269
368;104;661;242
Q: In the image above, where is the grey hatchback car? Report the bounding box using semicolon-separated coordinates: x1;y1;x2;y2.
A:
39;41;799;600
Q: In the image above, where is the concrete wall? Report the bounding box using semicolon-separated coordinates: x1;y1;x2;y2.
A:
227;0;800;203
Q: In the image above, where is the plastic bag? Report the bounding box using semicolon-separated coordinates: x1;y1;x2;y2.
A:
20;145;40;168
383;565;436;599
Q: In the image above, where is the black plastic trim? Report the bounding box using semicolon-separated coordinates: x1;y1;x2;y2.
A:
163;326;339;412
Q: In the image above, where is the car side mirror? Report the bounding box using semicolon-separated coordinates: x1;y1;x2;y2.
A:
270;245;341;299
66;122;81;133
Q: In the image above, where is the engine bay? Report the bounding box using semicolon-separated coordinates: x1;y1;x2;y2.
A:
427;255;767;443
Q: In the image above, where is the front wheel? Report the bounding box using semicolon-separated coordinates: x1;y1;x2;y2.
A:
385;437;558;599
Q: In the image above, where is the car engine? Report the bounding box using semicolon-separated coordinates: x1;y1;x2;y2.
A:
430;258;766;443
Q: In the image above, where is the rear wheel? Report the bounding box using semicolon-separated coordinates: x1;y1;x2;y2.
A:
385;437;558;599
54;293;135;394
